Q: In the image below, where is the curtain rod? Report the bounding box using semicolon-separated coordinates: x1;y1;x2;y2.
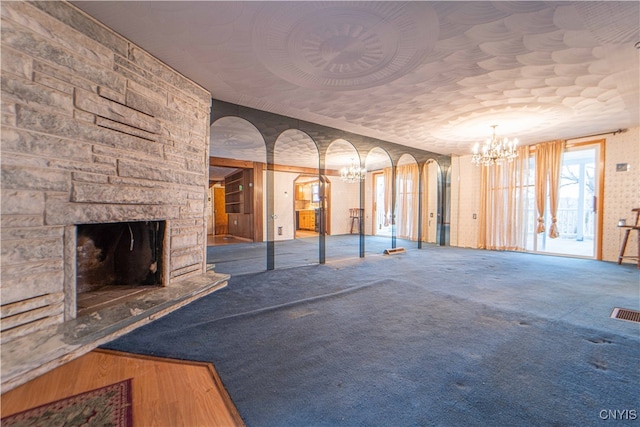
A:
565;128;626;141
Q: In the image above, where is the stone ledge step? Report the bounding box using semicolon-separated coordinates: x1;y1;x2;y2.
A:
1;270;229;392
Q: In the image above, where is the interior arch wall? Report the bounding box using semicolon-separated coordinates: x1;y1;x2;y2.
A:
210;99;452;266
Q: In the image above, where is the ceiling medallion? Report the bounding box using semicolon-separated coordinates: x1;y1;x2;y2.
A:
252;2;438;90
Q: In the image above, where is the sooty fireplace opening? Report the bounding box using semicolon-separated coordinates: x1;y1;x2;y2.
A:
76;221;165;294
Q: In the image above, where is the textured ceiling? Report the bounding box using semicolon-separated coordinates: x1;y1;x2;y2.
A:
73;1;640;157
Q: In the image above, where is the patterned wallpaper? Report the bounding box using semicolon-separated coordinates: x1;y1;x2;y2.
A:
450;156;482;248
601;127;640;262
424;162;439;243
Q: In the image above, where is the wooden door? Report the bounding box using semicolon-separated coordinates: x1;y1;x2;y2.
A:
214;187;228;235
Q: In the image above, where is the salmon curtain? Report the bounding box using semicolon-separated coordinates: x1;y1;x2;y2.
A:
395;163;420;240
547;141;564;238
479;145;531;250
535;140;565;238
535;145;548;234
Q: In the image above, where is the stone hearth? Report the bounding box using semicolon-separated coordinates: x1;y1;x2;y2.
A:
2;269;228;391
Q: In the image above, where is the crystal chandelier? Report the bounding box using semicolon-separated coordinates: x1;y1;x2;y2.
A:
471;125;518;166
340;158;367;183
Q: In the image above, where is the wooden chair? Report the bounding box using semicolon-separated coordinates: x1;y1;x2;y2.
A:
617;208;640;268
349;208;362;234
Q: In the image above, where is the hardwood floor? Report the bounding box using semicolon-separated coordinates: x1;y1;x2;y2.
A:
207;234;253;246
295;230;319;238
1;349;244;427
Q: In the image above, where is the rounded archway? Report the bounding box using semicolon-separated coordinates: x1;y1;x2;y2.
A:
210;116;266;163
364;147;393;254
422;159;443;245
208;116;267;275
396;154;420;246
325;139;361;261
273;129;320;269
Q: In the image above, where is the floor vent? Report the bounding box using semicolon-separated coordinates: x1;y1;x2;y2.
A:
611;308;640;323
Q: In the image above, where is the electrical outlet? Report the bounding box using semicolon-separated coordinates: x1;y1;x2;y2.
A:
473;213;477;219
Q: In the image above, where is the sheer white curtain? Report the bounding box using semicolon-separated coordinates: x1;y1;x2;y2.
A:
421;161;439;243
479;146;531;250
421;164;430;242
383;167;393;226
395;163;419;240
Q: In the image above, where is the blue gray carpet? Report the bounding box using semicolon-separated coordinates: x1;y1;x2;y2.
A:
103;246;639;426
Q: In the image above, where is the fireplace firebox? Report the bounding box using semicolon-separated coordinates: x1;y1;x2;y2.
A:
76;221;165;294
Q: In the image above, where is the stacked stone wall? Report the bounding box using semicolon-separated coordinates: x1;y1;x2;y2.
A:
1;1;211;342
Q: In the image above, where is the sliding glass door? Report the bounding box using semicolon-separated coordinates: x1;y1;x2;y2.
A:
526;142;602;258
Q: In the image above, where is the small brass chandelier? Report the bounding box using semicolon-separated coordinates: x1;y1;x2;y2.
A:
340;158;367;183
472;125;518;166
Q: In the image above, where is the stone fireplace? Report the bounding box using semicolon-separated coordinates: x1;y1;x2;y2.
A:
1;1;227;391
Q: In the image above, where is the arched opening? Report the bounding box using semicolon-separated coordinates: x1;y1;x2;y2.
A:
273;129;320;269
395;154;420;247
364;147;393;255
324;139;362;262
293;175;322;239
422;159;443;245
207;116;267;275
443;164;451;246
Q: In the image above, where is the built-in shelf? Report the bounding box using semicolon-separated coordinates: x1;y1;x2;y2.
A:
224;169;253;215
224;169;254;240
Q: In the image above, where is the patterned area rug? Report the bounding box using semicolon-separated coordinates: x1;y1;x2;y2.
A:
1;378;133;427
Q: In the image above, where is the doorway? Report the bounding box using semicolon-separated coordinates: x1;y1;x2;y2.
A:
213;186;228;236
294;176;321;239
526;141;603;258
